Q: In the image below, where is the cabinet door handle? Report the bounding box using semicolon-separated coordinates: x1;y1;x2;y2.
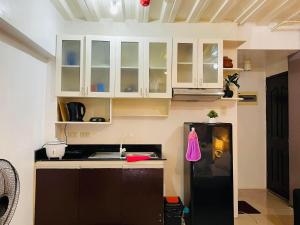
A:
140;88;143;96
86;87;88;96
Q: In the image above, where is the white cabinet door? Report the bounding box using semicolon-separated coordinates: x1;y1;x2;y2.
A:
115;37;144;98
56;36;84;97
144;38;172;98
172;38;198;88
86;36;116;97
198;39;223;88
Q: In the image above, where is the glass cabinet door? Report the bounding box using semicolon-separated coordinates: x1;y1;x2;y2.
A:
145;39;172;98
172;39;197;88
199;40;223;88
57;37;84;96
86;37;115;97
115;39;143;97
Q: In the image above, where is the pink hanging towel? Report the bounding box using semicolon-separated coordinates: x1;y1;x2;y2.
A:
186;128;201;161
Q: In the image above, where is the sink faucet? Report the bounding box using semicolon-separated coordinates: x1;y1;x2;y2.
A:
120;143;126;158
120;133;133;158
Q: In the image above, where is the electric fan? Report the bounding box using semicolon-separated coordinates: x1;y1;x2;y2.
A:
0;159;20;225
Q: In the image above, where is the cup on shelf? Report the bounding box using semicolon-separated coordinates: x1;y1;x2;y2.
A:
97;83;105;92
66;51;77;65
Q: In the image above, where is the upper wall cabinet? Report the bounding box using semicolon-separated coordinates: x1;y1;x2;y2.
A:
115;37;144;98
172;38;223;89
144;38;172;98
198;40;223;88
172;39;198;88
56;36;84;97
86;36;115;97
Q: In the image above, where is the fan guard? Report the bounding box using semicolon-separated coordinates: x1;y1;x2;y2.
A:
0;160;20;225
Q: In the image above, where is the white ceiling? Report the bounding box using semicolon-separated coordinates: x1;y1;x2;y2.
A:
52;0;300;30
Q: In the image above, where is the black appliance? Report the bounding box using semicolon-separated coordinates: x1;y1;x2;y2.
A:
66;102;86;121
184;123;233;225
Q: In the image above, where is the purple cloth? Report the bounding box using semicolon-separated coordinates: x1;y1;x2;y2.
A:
186;130;201;161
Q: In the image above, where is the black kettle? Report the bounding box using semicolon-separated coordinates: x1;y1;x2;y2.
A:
66;102;86;122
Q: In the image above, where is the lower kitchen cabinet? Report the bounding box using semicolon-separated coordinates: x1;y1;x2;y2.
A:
79;169;122;225
35;169;79;225
122;169;164;225
35;168;163;225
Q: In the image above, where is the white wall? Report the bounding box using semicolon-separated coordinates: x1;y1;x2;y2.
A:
238;23;300;50
0;40;49;225
237;71;267;189
0;0;64;55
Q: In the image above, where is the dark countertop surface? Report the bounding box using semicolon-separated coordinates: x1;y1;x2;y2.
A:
35;144;166;162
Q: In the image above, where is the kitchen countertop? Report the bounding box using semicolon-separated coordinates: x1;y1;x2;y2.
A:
35;144;166;169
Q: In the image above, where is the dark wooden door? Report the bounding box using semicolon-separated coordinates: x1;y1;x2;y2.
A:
266;72;289;199
121;169;164;225
35;169;79;225
79;169;122;225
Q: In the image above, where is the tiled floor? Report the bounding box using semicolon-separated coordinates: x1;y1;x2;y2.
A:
235;189;294;225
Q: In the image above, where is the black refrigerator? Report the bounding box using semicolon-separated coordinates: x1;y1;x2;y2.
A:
184;123;233;225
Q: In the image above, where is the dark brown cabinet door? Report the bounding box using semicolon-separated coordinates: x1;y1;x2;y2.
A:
79;169;122;225
266;72;289;200
35;169;79;225
121;169;163;225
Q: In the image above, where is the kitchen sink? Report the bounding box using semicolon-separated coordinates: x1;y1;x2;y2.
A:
88;151;159;159
125;152;159;159
88;152;120;159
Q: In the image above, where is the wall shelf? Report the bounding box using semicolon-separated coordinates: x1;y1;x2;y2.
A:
56;121;111;125
223;68;244;72
57;97;112;124
220;97;244;101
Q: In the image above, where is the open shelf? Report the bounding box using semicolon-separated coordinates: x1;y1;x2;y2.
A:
220;97;244;101
223;68;244;72
57;97;112;124
113;99;170;117
223;40;246;49
56;121;111;125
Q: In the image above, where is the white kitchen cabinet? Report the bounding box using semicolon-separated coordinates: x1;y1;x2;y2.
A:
86;36;116;97
56;36;84;97
115;37;144;98
144;38;172;98
198;40;223;88
172;38;223;89
172;38;198;88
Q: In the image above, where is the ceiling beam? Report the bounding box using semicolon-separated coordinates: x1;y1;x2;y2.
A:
186;0;209;23
75;0;94;21
234;0;259;23
168;0;182;22
272;9;300;31
51;0;74;20
120;0;126;21
209;0;231;23
239;0;267;25
260;0;292;24
160;0;174;22
84;0;101;21
160;0;182;23
137;4;150;22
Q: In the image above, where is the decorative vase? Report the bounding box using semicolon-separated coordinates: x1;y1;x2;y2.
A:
208;117;216;123
223;85;234;98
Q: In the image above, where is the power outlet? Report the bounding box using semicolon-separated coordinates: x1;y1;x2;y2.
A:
80;132;90;138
